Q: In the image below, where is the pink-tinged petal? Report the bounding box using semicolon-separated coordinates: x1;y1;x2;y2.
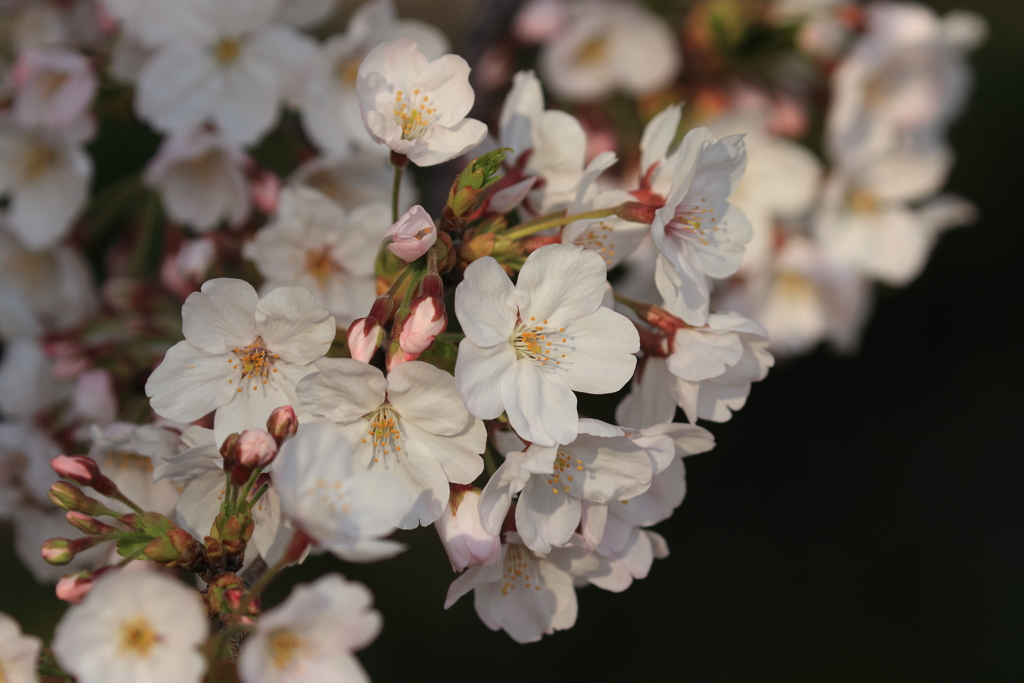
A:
668;375;700;424
560;306;638;395
667;328;743;382
455;256;516;346
454;340;516;420
407;117;489;167
386;361;468;436
478;455;520;535
512;244;607;329
444;546;507;609
500;361;577;447
256;286;336;365
182;278;258;354
145;341;236;424
295;358;386;423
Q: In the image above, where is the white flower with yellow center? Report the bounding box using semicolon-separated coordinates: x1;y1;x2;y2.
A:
133;0;315;146
479;419;652;553
52;571;208;683
0;120;92;251
444;531;598;643
0;611;41;683
238;573;380;683
272;421;412;562
299;0;449;156
297;359;486;529
145;278;336;446
243;187;384;327
454;243;639;447
356;38;488;166
650;127;753;326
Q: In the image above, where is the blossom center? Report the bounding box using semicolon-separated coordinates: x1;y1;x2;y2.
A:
362;405;403;464
117;616;159;658
39;71;70;99
267;629;308;670
392;89;438;140
500;544;541;595
668;197;718;246
847;188;879;214
228;338;280;393
304;246;342;286
545;448;584;495
571;221;617;266
100;450;155;474
509;317;570;368
575;36;609;65
214;37;243;64
18;143;56;182
335;55;364;85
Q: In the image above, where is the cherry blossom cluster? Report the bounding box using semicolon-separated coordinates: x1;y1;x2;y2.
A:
0;0;983;680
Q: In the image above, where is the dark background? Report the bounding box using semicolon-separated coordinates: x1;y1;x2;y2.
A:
2;0;1021;680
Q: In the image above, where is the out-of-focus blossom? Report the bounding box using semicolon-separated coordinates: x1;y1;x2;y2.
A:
299;0;449;156
276;0;339;28
0;421;61;516
86;423;179;517
144;129;252;233
538;0;682;102
244;187;384;326
0;120;93;250
0;338;68;419
12;47;97;131
291;152;418;211
133;0;315;146
272;421;412;562
160;237;217;300
52;571;208;683
238;574;379;683
0;610;42;683
356;38;488;166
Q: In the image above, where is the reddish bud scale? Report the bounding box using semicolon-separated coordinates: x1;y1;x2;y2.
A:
48;482;111;517
266;405;298;445
616;201;660;224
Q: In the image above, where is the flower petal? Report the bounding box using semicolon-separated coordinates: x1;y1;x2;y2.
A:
182;278;258;355
512;244;606;329
454;340;516;420
500;361;577;447
255;286;336;365
296;358;386;423
145;341;236;424
455;256;516;347
560;306;638;395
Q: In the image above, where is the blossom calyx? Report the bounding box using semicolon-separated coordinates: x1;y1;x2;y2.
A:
385;205;437;262
616;201;659;224
445;148;512;220
266;405;299;446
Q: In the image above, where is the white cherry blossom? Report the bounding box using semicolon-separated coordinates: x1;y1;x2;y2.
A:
297;359;485;528
291;152;418;212
243;187;384;326
436;487;501;572
356;38;488;166
454;243;639;447
299;0;449;156
479;419;652;553
444;532;597;643
271;420;411;562
52;571;208;683
143;129;251;233
650;127;753;325
144;278;336;446
12;46;97;131
238;573;380;683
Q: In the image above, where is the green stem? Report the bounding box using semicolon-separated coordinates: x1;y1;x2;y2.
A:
504;207;620;241
247;483;269;509
391;163;404;223
237;468;264;508
613;291;650;313
385;263;416;299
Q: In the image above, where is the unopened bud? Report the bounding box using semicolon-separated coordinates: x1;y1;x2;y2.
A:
266;405;298;445
616;201;659;224
347;318;384;364
235;429;278;468
41;536;104;565
56;569;105;604
65;511;117;536
436;487;501;572
50;454;102;486
390;296;447;370
385;205;437;262
220;432;242;464
48;482;113;517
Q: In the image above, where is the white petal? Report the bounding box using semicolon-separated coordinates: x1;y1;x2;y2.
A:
295;358;386;423
560;306;638;394
145;341;236;424
455;256;516;347
255;286;336;365
512;244;606;329
501;361;577;447
454;340;516;420
182;278;258;355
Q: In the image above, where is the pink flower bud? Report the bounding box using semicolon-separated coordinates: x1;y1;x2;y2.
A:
391;297;446;370
41;537;104;566
251;170;281;214
56;569;107;604
384;205;437;262
514;0;569;43
65;511;117;536
435;487;502;572
347;318;384;363
51;455;101;485
236;429;278;468
267;405;299;445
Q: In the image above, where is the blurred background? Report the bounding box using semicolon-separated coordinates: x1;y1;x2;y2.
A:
1;0;1021;680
